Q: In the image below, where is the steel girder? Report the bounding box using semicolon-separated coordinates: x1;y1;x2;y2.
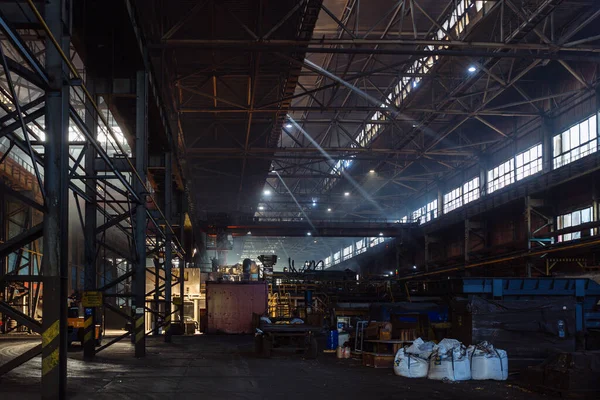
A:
0;0;184;394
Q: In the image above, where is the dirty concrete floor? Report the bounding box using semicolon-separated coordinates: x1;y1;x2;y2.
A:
0;335;547;400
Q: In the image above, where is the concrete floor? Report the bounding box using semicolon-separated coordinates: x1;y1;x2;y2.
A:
0;335;548;400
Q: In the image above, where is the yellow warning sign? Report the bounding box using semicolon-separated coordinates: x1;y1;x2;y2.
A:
82;291;103;307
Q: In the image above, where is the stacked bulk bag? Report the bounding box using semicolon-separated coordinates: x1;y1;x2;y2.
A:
393;338;434;378
470;341;508;381
427;339;474;381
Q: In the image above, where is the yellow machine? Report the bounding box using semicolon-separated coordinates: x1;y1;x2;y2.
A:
67;306;102;346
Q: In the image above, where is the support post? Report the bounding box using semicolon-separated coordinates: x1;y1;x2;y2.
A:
83;80;97;360
153;235;160;336
479;160;487;197
0;190;6;333
41;0;69;397
542;116;554;172
133;70;148;357
424;234;430;272
164;152;173;342
179;194;186;327
525;196;532;277
464;218;470;265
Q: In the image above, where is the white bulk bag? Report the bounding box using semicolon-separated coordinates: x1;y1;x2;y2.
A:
405;337;435;360
471;342;508;381
393;348;429;378
427;340;473;381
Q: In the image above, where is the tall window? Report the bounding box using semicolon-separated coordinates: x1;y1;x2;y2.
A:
516;144;542;180
442;177;480;214
554;114;597;168
413;199;438;224
487;158;514;194
556;206;594;242
443;186;462;213
333;251;341;265
342;245;353;261
369;237;385;247
463;177;480;204
355;238;367;254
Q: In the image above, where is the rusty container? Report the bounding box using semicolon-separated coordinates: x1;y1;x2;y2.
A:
206;281;268;334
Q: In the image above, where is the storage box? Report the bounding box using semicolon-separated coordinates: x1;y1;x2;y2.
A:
362;352;394;368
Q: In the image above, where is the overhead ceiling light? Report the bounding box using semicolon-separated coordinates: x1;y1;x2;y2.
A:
285;123;293;129
413;265;417;269
307;232;312;236
379;232;384;236
313;240;317;243
247;231;252;235
369;169;375;174
468;66;477;73
263;189;271;196
412;81;418;88
412;123;418;128
327;208;332;212
258;206;264;210
344;192;350;197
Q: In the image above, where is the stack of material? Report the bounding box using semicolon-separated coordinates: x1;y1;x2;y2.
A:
428;339;474;381
393;338;435;378
364;322;392;340
522;351;600;397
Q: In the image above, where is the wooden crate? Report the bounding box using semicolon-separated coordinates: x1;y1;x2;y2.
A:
361;352;394;368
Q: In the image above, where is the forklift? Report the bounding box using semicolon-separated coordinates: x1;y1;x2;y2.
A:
67;292;103;347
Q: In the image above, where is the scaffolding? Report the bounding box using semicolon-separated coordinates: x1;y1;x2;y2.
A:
0;1;188;398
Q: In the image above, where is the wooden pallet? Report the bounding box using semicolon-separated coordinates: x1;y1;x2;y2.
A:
361;352;394;369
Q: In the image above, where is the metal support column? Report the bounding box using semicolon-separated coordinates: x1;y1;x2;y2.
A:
0;190;6;333
464;218;470;265
542;116;554;172
525;196;533;277
164;152;173;342
153;234;160;336
41;0;69;397
83;80;97;360
179;194;186;326
424;234;430;272
133;70;148;357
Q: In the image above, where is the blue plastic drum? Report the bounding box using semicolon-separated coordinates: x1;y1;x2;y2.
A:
326;329;339;350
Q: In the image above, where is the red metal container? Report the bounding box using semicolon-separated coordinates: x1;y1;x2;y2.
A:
206;281;268;334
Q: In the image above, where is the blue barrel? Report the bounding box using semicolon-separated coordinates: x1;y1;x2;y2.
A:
305;290;313;308
326;329;339;350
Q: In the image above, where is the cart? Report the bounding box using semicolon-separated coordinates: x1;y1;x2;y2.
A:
255;323;320;359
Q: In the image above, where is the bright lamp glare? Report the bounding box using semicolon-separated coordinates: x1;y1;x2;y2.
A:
369;169;375;174
468;66;477;73
285;123;293;129
258;206;264;210
263;189;271;195
344;192;350;197
307;232;312;236
327;208;332;212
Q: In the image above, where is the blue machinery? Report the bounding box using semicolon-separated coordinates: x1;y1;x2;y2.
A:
414;278;600;333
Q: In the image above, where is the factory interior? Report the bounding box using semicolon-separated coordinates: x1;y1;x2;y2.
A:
1;0;600;399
